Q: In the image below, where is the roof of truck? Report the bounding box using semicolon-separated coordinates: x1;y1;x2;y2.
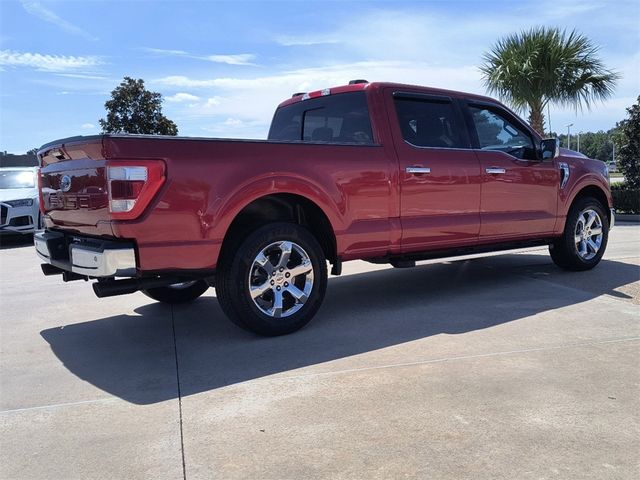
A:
276;81;497;109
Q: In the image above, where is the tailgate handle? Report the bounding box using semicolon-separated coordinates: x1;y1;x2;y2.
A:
406;166;431;174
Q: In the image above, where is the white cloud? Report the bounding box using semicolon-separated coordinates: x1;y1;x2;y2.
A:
198;118;268;139
157;61;481;139
206;54;257;66
0;50;102;72
159;2;639;138
139;47;190;56
139;48;258;66
81;123;95;130
165;92;200;103
156;61;481;94
223;118;243;126
275;34;339;46
205;97;221;106
156;76;219;88
55;73;108;80
21;1;98;41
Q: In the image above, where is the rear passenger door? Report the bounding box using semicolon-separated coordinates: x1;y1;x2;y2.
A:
462;101;559;240
386;90;481;252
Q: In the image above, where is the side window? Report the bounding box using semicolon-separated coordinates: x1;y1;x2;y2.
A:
268;92;374;144
469;106;536;159
394;97;466;149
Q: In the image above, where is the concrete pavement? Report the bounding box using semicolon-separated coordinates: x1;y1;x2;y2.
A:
1;226;638;479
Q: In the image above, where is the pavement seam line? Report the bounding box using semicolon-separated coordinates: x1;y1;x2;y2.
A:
0;397;118;415
171;304;187;480
275;336;640;381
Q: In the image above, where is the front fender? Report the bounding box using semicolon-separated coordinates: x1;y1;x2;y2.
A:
562;174;612;212
556;166;612;234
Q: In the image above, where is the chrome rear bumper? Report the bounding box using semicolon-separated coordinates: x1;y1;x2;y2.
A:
35;230;136;277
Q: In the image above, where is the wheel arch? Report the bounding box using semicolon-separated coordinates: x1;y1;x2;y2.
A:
568;184;611;225
218;193;338;268
556;183;611;233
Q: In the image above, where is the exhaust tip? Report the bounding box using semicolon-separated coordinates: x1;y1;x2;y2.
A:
41;263;63;276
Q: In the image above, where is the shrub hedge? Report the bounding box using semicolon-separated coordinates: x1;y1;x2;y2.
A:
611;184;640;214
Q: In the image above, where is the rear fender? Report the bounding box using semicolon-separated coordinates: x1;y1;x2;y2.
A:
211;174;344;242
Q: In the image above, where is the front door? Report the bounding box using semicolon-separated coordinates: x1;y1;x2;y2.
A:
464;102;559;240
386;90;481;252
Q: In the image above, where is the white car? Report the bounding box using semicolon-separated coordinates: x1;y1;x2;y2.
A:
0;167;41;235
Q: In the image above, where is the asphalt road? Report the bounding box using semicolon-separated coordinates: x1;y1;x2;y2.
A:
1;226;639;479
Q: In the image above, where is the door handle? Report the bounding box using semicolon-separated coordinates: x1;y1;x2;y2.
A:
406;166;431;174
485;167;506;174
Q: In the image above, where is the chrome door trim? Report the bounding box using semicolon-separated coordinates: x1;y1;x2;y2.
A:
559;162;570;189
405;166;431;174
485;167;506;174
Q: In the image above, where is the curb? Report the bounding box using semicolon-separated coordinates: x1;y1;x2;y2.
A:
616;213;640;223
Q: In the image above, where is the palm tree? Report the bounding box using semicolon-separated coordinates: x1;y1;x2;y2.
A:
480;27;619;136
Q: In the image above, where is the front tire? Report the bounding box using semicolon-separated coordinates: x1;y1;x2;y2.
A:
216;223;328;336
142;280;209;304
549;197;609;271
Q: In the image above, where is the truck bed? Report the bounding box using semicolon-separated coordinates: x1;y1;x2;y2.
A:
39;134;394;272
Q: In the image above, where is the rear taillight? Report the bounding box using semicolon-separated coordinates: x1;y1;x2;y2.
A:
37;168;46;215
107;160;165;220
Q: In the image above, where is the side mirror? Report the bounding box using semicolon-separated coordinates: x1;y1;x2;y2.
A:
540;138;560;160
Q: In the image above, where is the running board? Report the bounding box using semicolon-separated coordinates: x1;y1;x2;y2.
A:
366;238;555;266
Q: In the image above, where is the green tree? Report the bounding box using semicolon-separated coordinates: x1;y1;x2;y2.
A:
617;96;640;189
480;27;619;135
99;77;178;135
552;130;619;161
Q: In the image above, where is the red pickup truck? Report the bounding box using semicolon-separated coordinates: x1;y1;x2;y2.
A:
35;80;614;336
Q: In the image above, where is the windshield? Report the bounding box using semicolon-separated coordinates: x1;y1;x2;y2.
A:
0;170;36;189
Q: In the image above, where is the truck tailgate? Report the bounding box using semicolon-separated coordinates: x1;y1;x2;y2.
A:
39;137;111;230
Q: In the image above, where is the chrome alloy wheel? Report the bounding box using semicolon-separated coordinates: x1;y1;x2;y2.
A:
574;208;603;260
248;240;314;318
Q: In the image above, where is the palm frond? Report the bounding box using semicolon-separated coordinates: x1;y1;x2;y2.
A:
479;27;619;115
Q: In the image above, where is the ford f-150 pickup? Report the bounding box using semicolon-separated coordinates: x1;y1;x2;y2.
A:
35;80;614;335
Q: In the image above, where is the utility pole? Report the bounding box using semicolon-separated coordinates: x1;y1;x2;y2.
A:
566;123;573;150
612;141;616;163
577;132;580;153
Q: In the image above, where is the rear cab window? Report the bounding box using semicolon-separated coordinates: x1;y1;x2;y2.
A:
268;92;374;144
393;93;468;149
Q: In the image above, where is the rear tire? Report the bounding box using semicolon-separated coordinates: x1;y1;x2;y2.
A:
142;280;209;304
216;222;327;336
549;196;609;271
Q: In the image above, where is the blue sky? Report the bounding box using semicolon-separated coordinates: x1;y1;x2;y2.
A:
0;0;638;153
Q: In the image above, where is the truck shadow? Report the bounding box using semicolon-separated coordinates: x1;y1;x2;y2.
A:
0;234;34;250
40;254;639;405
